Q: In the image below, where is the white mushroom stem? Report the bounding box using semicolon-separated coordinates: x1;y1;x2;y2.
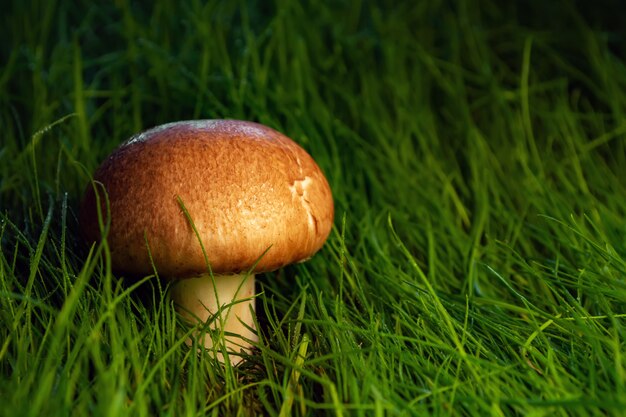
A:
169;273;257;364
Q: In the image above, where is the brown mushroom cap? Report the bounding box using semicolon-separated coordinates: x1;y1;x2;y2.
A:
79;120;334;277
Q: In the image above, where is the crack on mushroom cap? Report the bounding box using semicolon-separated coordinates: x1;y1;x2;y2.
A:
289;176;318;235
286;142;320;235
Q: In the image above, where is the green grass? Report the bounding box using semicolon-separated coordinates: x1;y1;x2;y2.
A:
2;0;626;415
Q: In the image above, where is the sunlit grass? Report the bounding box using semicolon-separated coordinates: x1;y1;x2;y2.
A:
2;0;626;415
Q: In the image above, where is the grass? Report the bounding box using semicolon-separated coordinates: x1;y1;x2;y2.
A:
2;0;626;415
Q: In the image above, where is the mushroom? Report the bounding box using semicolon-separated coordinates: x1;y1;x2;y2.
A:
79;120;334;364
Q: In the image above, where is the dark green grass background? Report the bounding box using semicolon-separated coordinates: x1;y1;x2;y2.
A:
2;1;626;416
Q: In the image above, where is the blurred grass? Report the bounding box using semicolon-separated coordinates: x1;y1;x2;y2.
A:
2;0;626;415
